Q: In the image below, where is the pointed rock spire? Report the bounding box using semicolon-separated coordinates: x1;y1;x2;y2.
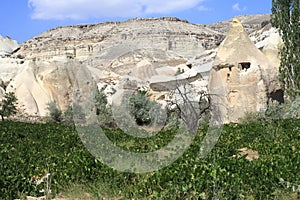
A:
213;18;270;69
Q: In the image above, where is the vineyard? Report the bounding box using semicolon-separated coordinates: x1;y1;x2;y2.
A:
0;119;299;199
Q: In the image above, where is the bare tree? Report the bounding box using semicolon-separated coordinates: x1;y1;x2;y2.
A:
169;81;211;133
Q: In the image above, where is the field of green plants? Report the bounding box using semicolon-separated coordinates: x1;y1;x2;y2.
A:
0;118;299;199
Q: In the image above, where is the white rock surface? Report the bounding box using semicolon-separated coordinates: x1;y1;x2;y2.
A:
0;15;281;118
0;35;19;56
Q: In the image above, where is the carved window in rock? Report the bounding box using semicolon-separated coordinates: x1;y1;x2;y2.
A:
227;73;230;82
227;66;233;82
238;62;251;71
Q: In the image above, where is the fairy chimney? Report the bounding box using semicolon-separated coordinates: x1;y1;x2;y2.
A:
208;18;282;124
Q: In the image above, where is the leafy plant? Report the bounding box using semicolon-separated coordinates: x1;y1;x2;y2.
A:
46;101;62;123
62;103;86;125
0;119;299;199
94;90;115;127
0;91;18;121
129;90;159;125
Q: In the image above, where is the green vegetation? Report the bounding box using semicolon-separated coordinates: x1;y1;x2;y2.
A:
240;97;300;123
0;119;299;199
0;92;18;121
95;90;115;127
271;0;300;98
129;90;160;125
46;101;62;123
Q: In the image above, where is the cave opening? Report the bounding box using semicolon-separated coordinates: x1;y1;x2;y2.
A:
269;89;284;104
239;62;251;71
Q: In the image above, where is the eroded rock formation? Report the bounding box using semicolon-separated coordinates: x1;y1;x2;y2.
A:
208;18;281;123
0;15;279;118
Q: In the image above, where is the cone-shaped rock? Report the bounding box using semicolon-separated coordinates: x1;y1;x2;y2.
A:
208;18;282;124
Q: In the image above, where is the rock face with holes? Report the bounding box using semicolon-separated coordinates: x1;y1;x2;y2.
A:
0;15;280;118
208;18;282;124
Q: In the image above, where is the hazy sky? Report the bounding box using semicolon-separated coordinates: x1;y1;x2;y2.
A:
1;0;272;43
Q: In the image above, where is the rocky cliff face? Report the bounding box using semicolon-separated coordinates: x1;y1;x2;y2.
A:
0;15;279;119
17;17;221;61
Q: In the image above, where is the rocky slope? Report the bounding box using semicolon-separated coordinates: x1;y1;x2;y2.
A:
0;14;279;119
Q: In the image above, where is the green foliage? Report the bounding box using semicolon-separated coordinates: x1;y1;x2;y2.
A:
0;120;299;199
62;103;86;125
0;92;18;121
0;122;98;199
129;91;159;125
265;97;300;120
271;0;300;98
240;96;300;123
62;105;74;125
282;96;300;119
46;101;62;123
94;90;115;127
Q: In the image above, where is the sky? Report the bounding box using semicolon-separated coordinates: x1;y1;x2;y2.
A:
0;0;272;43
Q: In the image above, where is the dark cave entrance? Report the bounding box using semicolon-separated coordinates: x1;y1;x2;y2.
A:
269;89;284;104
239;62;251;71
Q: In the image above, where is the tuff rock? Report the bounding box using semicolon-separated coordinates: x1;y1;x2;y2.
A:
0;15;281;121
208;18;282;124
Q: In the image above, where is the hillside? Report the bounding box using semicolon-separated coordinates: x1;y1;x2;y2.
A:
0;14;276;118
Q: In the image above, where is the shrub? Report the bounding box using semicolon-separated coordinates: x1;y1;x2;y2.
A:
129;90;159;125
0;92;18;121
94;90;115;127
239;111;266;124
282;96;300;119
62;103;86;125
46;101;62;123
240;96;300;123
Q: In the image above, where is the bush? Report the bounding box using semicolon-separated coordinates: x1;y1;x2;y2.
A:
240;96;300;123
62;103;86;125
129;90;160;125
282;96;300;119
0;92;18;121
46;101;62;123
94;90;115;127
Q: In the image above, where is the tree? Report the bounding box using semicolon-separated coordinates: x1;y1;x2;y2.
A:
271;0;300;99
170;84;210;133
0;92;18;121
